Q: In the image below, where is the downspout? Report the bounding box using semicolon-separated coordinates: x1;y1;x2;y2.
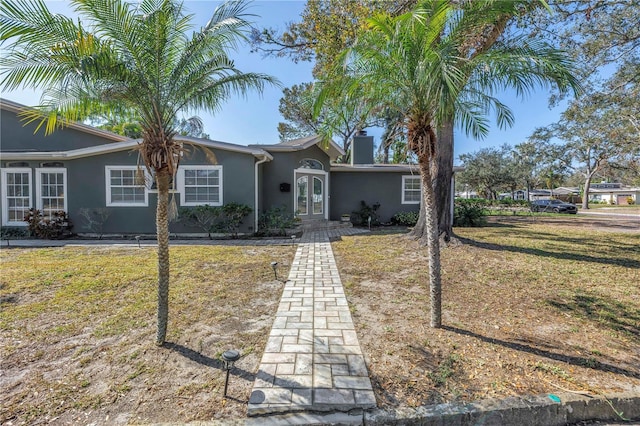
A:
254;155;269;233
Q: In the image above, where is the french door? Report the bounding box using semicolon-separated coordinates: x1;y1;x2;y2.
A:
295;172;325;220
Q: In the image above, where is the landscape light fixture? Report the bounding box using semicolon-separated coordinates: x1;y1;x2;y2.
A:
135;235;141;248
270;261;278;280
221;349;240;398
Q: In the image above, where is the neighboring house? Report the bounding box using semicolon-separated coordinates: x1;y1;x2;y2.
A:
588;183;640;205
511;189;550;201
1;99;458;235
497;190;527;200
515;188;581;203
552;187;581;204
456;189;480;199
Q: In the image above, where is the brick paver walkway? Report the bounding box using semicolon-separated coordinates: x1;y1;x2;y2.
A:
248;229;375;416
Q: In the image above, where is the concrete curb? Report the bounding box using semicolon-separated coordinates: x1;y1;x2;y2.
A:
364;392;640;425
156;392;640;425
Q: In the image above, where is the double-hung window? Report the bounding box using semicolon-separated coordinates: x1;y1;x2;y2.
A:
402;175;421;204
36;168;67;218
1;168;32;226
106;166;148;206
178;166;222;206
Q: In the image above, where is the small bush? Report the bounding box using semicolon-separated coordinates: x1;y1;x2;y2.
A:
258;205;296;236
352;201;381;226
179;203;252;238
0;227;29;240
24;208;73;239
627;197;634;205
220;202;252;237
391;210;419;226
78;208;111;238
454;199;486;227
178;205;223;238
495;198;529;208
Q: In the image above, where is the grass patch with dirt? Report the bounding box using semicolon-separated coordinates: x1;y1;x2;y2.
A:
332;220;640;409
0;244;295;425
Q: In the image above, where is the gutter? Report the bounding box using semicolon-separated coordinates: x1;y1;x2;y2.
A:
254;154;270;232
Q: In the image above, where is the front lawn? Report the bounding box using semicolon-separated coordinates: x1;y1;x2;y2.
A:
333;221;640;409
0;244;295;424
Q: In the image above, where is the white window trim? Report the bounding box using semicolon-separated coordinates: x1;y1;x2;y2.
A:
402;175;421;205
1;167;32;226
105;166;149;207
36;167;67;213
177;165;223;206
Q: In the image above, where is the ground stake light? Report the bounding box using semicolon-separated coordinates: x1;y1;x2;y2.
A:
221;349;240;398
271;261;278;280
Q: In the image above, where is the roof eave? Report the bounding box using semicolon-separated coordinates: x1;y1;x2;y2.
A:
1;98;128;143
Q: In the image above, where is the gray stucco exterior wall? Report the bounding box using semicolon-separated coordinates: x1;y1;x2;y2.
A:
330;171;420;223
173;147;257;234
260;145;331;216
0;146;258;235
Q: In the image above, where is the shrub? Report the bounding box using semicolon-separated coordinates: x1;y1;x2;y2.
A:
179;203;252;238
258;205;296;236
0;227;29;240
24;208;73;239
627;197;635;205
453;199;486;227
391;210;419;226
220;202;252;237
352;201;381;226
495;198;529;208
78;208;111;239
178;205;222;238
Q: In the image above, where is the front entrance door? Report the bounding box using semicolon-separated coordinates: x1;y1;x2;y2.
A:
295;173;325;220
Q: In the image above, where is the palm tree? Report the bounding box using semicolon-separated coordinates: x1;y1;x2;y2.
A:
1;0;277;345
318;0;580;327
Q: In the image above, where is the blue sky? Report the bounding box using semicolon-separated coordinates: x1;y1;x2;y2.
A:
2;0;569;163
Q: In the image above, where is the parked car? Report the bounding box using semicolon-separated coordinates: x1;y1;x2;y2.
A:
530;199;578;214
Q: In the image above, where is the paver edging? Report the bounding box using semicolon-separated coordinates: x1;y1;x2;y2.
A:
364;392;640;425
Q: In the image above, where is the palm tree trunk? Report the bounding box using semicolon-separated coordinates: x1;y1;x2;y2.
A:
155;168;171;345
418;155;442;328
409;121;455;246
435;120;454;244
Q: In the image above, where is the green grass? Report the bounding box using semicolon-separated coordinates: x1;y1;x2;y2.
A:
0;243;296;424
583;204;639;210
332;221;640;406
0;246;294;342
